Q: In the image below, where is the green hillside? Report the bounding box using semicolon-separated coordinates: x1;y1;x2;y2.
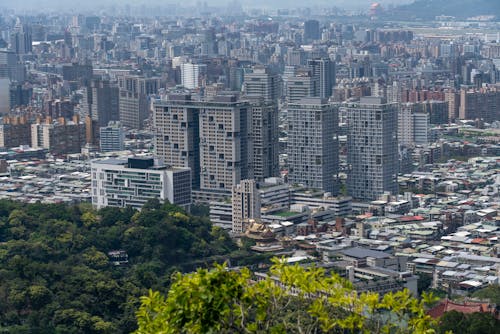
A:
0;200;252;333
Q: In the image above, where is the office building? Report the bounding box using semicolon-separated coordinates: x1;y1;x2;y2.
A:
304;20;320;42
243;65;280;102
153;94;252;195
181;63;207;89
0;49;25;82
85;115;99;146
308;58;336;99
91;157;191;210
0;78;9;114
9;83;32;109
100;121;125;152
201;28;217;56
287;97;339;194
118;75;159;129
82;78;120;128
346;97;398;201
10;23;32;55
286;69;318;103
232;179;261;234
0;50;16;79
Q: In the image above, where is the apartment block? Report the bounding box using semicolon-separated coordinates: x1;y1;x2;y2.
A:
346;97;398;201
232;179;261;233
153;94;252;195
287;97;339;194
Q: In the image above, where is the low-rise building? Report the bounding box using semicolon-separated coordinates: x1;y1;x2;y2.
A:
91;157;191;210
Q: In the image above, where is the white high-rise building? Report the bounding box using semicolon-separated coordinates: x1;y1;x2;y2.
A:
181;63;207;90
232;179;261;234
346;97;398;201
398;103;430;148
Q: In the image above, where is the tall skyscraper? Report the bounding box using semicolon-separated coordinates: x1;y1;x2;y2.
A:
201;28;217;56
153;94;253;196
232;179;261;234
198;96;252;192
10;23;32;55
82;78;120;128
287;97;339;194
304;20;320;42
243;66;280;182
118;75;159;129
346;97;398;201
445;90;460;122
308;58;336;99
249;101;280;182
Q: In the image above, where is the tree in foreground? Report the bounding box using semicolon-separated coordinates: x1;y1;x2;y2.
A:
135;258;438;333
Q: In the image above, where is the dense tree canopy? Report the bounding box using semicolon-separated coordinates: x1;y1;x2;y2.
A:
437;310;500;334
0;200;245;333
136;259;440;334
472;285;500;306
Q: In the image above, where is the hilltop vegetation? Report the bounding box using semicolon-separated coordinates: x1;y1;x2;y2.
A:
0;200;253;333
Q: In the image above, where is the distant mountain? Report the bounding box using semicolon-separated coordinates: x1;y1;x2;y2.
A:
389;0;500;20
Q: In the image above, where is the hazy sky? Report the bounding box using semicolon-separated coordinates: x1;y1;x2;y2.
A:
0;0;414;12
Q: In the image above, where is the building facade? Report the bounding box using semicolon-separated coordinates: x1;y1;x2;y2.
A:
0;116;31;148
181;63;207;89
346;97;398;201
153;94;252;195
31;117;86;155
82;78;120;128
308;58;336;99
243;65;280;102
459;88;500;123
91;157;191;210
99;121;125;152
287;97;339;194
232;179;261;233
118;75;159;129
